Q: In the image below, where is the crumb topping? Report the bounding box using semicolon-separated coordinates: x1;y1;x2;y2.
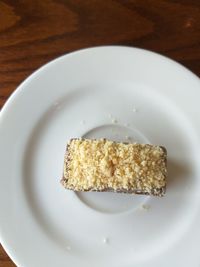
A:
63;139;167;195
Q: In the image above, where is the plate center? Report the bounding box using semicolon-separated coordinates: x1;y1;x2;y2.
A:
76;124;150;214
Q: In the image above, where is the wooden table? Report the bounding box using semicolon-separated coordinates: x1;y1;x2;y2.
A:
0;1;200;266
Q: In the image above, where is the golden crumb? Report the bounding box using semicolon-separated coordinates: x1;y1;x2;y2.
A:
62;139;167;196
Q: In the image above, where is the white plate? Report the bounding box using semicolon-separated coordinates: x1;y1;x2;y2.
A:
0;46;200;267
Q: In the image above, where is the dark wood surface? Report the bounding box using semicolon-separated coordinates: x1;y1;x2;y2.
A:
0;0;200;266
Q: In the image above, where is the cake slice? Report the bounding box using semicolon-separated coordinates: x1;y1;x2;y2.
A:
61;138;167;196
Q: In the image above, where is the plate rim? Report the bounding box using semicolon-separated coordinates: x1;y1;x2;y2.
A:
1;45;200;119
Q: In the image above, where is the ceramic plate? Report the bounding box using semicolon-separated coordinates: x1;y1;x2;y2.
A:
0;46;200;267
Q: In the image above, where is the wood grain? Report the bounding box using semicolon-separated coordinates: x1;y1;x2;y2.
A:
0;0;200;266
